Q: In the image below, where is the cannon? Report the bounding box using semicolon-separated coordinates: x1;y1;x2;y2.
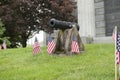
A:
49;18;79;31
47;18;84;55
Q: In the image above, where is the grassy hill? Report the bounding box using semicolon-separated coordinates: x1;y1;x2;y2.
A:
0;44;115;80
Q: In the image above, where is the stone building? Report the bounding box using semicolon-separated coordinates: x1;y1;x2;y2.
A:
44;0;119;45
77;0;120;43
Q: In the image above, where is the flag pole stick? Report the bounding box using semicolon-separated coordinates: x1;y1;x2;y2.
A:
118;26;120;80
115;26;117;80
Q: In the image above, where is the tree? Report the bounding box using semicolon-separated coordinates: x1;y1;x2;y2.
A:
0;0;76;48
0;21;5;44
0;0;20;47
0;20;10;46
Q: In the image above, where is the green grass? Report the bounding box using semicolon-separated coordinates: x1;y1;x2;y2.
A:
0;44;115;80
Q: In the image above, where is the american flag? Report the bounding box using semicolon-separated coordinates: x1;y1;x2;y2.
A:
116;34;120;64
33;37;41;55
47;35;56;54
0;45;1;50
71;35;80;53
112;27;116;41
2;41;7;49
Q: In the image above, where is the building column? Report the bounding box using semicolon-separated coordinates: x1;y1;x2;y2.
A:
77;0;95;37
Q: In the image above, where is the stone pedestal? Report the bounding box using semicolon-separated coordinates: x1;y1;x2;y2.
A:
53;27;84;55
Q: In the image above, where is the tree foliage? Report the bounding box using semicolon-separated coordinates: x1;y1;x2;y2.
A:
0;0;76;48
0;20;10;46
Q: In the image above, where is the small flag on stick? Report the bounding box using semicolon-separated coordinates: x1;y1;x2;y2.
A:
2;40;7;49
33;37;41;55
112;26;120;80
0;45;1;50
112;27;116;41
116;34;120;64
71;35;80;53
47;35;56;54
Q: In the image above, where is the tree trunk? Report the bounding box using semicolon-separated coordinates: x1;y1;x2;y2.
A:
21;39;27;48
21;34;27;48
53;27;85;55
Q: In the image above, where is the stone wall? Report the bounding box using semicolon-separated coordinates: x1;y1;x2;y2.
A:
94;0;106;37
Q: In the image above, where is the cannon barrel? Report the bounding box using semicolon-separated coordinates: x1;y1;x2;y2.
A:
49;18;79;31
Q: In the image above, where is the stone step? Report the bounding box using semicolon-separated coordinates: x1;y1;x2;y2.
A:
93;37;113;43
81;36;114;44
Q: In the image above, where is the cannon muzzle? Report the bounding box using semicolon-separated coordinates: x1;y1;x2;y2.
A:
49;18;79;31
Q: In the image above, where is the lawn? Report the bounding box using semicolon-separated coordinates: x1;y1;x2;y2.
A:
0;44;115;80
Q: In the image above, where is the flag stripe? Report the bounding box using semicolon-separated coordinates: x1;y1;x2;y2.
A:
116;52;120;64
116;33;120;64
112;28;116;40
2;42;7;49
47;35;56;54
33;46;41;54
47;41;55;54
71;35;80;53
71;41;80;53
33;38;41;55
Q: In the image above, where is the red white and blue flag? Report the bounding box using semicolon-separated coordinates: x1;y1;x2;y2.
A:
2;40;7;49
33;37;41;55
71;35;80;53
112;28;116;41
116;34;120;64
47;35;56;54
